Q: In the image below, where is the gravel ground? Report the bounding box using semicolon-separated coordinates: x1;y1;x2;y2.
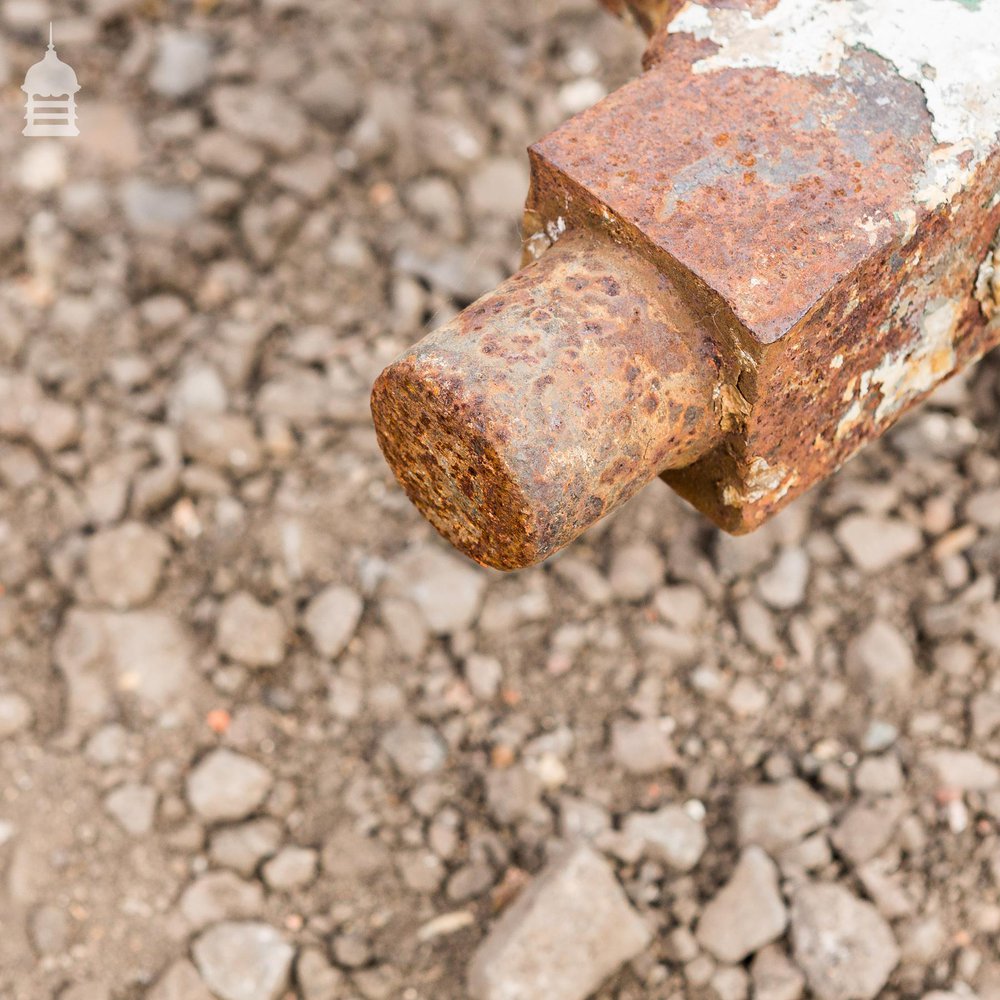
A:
2;2;1000;999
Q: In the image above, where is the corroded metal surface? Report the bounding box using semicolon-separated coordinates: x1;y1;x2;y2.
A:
374;0;1000;566
371;231;721;569
525;0;1000;534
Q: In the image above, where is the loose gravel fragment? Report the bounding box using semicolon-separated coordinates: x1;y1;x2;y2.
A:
380;720;447;777
148;959;214;1000
922;749;1000;791
216;593;286;668
262;846;318;891
468;844;651;1000
621;805;706;872
187;749;273;823
180;871;264;930
610;717;678;775
736;780;831;853
696;846;787;963
835;515;923;572
848;620;915;698
0;692;32;739
303;584;363;658
192;922;294;1000
790;882;899;1000
751;944;806;1000
86;523;169;609
384;544;487;635
104;783;157;836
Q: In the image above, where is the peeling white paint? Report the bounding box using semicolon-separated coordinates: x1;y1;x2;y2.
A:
870;299;960;422
858;214;894;247
524;231;551;261
723;456;796;507
670;0;1000;209
545;216;567;243
835;398;863;441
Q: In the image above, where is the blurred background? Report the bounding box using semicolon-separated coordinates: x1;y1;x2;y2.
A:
2;1;1000;998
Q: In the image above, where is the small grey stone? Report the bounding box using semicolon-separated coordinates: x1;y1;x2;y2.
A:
736;780;831;853
397;850;445;893
790;882;899;1000
148;958;214;1000
211;86;308;155
735;597;781;654
168;365;228;423
150;29;212;98
180;414;262;475
972;692;1000;739
848;620;914;698
380;720;447;777
384;543;487;635
0;691;32;738
966;488;1000;529
750;945;805;1000
696;847;787;963
181;871;264;930
559;796;612;842
192;922;294;1000
447;862;495;901
296;947;344;1000
104;782;157;836
854;755;904;795
608;542;665;602
209;818;283;875
757;548;810;609
922;748;1000;791
332;933;370;968
835;515;922;573
262;846;317;891
303;584;362;658
122;179;197;233
622;805;706;872
297;65;361;127
466;157;529;218
217;592;286;668
86;523;169;609
29;903;69;956
610;717;677;775
187;749;273;822
465;653;503;700
468;844;651;1000
486;765;543;825
55;609;194;732
830;798;905;866
85;724;127;766
712;965;750;1000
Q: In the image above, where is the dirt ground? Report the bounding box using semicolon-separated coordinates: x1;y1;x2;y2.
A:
3;1;1000;999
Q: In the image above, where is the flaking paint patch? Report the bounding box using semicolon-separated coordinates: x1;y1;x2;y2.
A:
722;456;795;507
835;398;863;441
670;0;1000;209
871;300;960;422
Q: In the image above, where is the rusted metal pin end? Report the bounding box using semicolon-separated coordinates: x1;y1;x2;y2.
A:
371;230;721;570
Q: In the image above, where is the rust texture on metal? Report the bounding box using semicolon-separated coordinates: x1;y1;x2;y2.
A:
374;0;1000;567
371;231;721;570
